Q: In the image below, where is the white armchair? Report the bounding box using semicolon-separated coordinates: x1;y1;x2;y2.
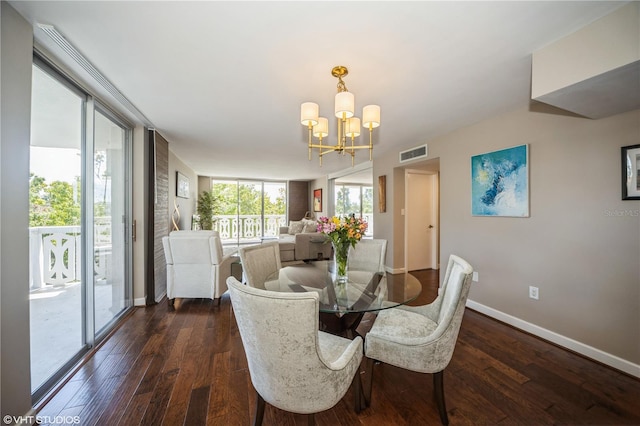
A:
162;230;234;305
226;276;364;424
348;239;387;273
364;254;474;424
238;242;282;290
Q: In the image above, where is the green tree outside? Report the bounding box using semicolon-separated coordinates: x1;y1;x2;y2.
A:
29;173;81;227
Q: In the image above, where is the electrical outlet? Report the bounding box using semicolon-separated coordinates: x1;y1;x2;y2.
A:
472;272;479;282
529;286;539;300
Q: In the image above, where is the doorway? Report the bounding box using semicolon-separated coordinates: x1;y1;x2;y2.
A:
405;169;439;271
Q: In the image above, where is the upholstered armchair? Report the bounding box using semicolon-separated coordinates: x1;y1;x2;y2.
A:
238;242;281;290
348;239;387;273
226;276;364;425
364;254;474;425
162;230;234;305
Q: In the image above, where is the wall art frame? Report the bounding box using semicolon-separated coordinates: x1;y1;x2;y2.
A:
313;188;322;212
378;175;387;213
176;171;189;198
471;144;529;217
622;144;640;200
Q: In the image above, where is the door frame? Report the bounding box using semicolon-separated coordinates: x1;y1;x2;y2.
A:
404;169;439;271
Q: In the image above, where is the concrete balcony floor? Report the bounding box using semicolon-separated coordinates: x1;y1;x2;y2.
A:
29;280;122;391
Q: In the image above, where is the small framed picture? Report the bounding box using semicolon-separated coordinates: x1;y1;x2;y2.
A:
378;175;387;213
622;144;640;200
313;188;322;212
176;171;189;198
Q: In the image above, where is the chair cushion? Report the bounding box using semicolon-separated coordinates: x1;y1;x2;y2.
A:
368;308;437;345
278;241;295;251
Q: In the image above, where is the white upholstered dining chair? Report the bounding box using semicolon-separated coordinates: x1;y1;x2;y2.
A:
348;239;387;273
226;276;364;425
364;254;474;425
238;242;282;290
162;230;234;305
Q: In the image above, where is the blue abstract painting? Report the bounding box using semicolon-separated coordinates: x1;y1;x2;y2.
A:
471;144;529;217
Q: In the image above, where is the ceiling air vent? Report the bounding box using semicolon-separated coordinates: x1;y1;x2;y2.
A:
399;145;428;163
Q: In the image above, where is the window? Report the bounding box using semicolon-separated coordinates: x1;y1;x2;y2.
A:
334;183;374;235
209;179;287;245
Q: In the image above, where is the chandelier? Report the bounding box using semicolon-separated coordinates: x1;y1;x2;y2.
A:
301;66;381;166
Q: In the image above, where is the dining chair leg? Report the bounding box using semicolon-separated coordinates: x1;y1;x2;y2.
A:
353;366;364;413
364;357;375;407
253;392;266;426
433;370;449;425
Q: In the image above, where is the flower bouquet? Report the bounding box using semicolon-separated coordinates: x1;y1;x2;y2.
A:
317;215;368;283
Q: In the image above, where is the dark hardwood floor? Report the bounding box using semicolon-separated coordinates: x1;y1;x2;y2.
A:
36;269;640;425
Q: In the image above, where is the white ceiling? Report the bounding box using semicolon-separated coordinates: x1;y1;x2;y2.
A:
10;1;627;181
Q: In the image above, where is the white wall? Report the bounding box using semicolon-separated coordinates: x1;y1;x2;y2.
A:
374;105;640;373
532;2;639;98
1;1;34;416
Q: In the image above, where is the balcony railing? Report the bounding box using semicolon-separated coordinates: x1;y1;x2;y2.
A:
29;217;112;290
213;214;286;243
29;213;373;290
211;214;373;242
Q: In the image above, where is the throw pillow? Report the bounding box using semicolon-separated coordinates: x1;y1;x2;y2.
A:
302;219;317;233
288;220;304;234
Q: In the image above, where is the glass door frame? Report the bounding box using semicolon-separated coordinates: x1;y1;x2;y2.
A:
91;101;134;341
30;52;134;402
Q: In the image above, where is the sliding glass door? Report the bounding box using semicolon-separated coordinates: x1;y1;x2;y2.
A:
29;61;85;395
93;109;129;334
29;58;132;399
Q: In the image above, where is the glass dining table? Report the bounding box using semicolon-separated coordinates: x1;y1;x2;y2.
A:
264;260;422;338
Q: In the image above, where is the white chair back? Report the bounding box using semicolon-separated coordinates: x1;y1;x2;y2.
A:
227;277;363;417
238;242;282;289
162;230;233;302
348;239;387;273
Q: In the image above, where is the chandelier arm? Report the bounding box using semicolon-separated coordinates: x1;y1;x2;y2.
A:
338;145;370;150
318;146;341;156
308;124;313;161
369;127;373;161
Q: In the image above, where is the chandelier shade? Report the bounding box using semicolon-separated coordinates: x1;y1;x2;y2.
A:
345;117;361;138
301;65;380;166
313;117;329;139
363;104;381;129
334;92;355;118
300;102;319;127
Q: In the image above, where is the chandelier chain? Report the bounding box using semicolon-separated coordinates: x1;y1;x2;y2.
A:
336;77;348;93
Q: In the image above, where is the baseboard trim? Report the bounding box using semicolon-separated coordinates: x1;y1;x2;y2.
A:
466;299;640;378
387;266;405;274
134;297;146;306
154;290;167;304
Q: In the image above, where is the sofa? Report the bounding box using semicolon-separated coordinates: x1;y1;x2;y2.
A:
277;219;332;262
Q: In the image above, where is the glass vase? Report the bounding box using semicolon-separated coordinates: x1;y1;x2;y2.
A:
332;239;351;285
